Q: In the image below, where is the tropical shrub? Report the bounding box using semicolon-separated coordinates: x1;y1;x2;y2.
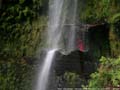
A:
87;56;120;88
0;59;35;90
0;0;48;59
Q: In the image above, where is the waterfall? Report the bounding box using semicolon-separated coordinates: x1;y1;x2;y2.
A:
35;0;79;90
61;0;78;54
47;0;64;50
35;49;57;90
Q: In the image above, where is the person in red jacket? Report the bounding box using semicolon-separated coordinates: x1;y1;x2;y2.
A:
77;39;85;52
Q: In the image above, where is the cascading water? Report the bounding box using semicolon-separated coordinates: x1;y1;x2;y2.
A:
35;0;64;90
35;0;88;90
61;0;78;54
35;49;57;90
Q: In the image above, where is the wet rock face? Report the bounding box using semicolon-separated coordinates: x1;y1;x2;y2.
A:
54;50;96;77
54;50;82;75
50;50;97;88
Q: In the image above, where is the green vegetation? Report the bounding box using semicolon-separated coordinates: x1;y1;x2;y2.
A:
0;0;47;89
63;72;80;87
80;0;120;24
0;60;34;90
87;56;120;88
0;0;47;59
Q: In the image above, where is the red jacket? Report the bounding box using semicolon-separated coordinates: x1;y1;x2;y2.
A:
77;39;85;52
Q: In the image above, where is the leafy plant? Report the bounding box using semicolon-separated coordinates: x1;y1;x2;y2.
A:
0;59;35;90
87;56;120;88
63;72;81;88
0;0;48;59
80;0;120;23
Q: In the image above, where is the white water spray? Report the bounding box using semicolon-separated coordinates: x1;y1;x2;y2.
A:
35;0;78;90
35;0;64;90
36;49;57;90
62;0;78;53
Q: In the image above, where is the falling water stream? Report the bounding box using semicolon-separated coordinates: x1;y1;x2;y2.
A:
36;49;57;90
35;0;64;90
35;0;88;90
